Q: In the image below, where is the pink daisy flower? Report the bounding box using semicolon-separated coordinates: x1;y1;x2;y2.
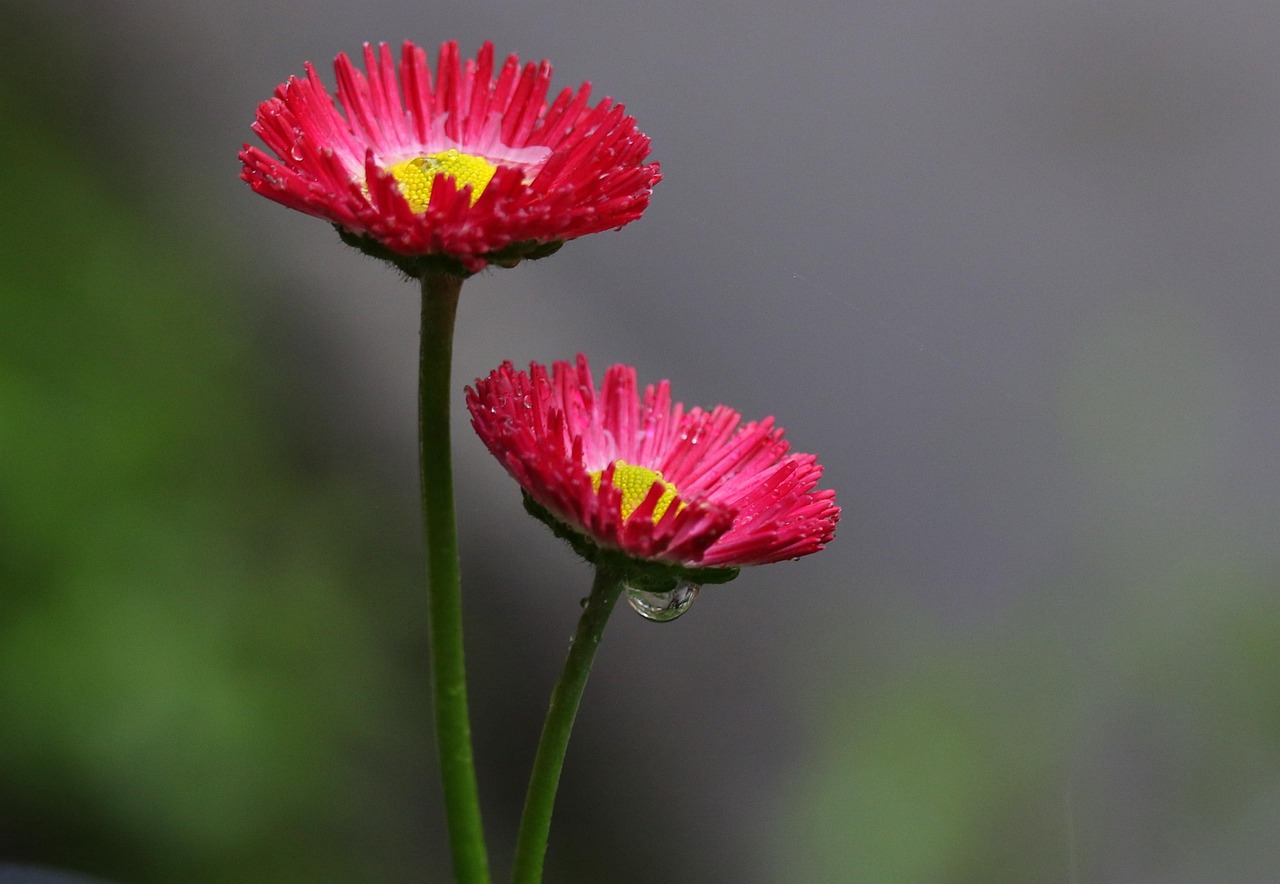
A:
467;355;839;588
240;41;660;277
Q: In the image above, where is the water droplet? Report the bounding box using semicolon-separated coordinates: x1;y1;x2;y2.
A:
626;581;699;622
290;141;306;161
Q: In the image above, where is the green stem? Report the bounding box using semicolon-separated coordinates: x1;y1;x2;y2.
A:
512;565;627;884
419;272;490;884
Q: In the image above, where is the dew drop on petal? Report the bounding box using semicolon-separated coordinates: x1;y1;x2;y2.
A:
626;581;699;622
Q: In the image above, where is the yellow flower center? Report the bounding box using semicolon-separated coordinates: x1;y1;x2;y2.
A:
589;461;683;523
387;149;497;211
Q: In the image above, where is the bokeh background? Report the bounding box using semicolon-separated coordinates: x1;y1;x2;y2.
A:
3;0;1279;881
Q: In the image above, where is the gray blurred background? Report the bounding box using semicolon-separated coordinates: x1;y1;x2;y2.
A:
2;0;1279;881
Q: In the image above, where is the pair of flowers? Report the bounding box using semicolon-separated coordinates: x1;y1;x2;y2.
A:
242;39;838;578
243;38;841;883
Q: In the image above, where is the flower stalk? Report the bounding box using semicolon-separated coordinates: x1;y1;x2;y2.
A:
512;564;627;884
419;272;490;883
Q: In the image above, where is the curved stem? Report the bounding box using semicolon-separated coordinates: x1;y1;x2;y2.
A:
419;272;490;883
512;565;627;884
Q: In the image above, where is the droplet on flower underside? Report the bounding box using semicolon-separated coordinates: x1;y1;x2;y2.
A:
589;460;684;523
626;581;699;622
388;149;497;211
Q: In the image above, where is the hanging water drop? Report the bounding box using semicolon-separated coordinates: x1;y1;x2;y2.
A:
626;581;699;622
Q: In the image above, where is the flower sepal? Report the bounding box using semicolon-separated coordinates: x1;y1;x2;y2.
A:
487;239;565;269
334;225;470;278
336;226;567;279
522;493;740;592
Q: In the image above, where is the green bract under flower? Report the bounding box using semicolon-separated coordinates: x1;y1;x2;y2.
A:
523;494;739;593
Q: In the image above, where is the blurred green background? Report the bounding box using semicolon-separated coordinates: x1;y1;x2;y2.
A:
0;24;435;882
3;1;1280;882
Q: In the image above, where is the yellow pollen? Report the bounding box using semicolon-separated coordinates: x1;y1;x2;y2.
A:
589;461;684;523
387;149;497;212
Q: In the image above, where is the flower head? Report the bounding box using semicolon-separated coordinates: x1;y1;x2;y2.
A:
241;41;660;278
467;356;839;589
